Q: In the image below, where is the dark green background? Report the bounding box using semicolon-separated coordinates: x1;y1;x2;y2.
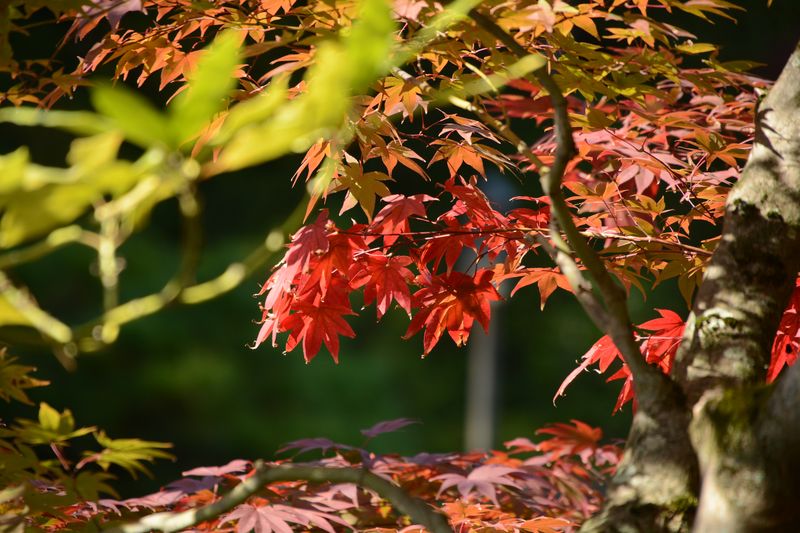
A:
2;1;799;496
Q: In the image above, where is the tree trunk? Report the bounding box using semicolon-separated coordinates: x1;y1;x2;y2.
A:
583;40;800;533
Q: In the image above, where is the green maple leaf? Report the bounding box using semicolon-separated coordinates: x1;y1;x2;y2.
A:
0;351;48;405
82;431;174;478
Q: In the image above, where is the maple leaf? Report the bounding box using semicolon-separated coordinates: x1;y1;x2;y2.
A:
222;503;344;533
442;178;509;230
350;252;414;318
419;215;478;274
504;437;538;455
639;309;685;373
381;76;427;119
305;231;365;299
556;310;685;412
536;420;602;463
394;0;429;22
433;464;523;506
292;141;331;185
429;140;509;180
508;196;551;229
71;0;145;36
379;140;429;179
182;459;251;477
0;350;48;405
507;268;573;309
120;489;185;510
282;290;356;363
333;164;393;221
521;517;574;533
360;418;419;439
277;437;356;456
371;194;436;246
405;269;502;354
259;210;331;320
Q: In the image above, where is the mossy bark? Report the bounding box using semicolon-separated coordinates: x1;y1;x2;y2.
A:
584;41;800;533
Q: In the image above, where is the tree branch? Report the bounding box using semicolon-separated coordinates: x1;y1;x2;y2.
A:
533;233;610;329
102;462;452;533
0;225;100;270
467;9;660;389
0;270;72;344
466;13;702;529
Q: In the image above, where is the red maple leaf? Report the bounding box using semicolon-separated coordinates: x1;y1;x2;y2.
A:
768;277;800;382
442;178;509;230
255;211;333;349
260;210;330;310
639;308;685;372
308;230;365;298
405;269;502;354
371;194;435;245
349;252;414;318
282;278;355;363
418;214;478;274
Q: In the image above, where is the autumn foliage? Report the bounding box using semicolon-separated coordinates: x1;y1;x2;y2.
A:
1;0;798;531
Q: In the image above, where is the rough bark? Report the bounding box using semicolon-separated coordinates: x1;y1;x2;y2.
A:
682;41;800;532
586;41;800;532
581;376;697;533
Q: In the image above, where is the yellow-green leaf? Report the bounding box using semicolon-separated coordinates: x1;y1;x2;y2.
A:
92;84;173;148
345;0;396;91
38;402;64;432
676;42;717;54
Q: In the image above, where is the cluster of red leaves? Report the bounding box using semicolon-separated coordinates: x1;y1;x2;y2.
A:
49;420;620;532
255;179;550;360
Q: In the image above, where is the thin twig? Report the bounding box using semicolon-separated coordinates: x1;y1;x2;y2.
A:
0;225;101;269
338;226;710;257
0;270;72;344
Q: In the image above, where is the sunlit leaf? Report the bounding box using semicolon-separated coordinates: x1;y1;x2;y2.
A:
91;84;173;148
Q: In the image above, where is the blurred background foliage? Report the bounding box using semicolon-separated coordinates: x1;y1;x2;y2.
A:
1;1;798;497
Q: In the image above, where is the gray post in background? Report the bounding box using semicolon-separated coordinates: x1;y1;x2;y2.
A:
463;173;515;451
464;301;502;450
